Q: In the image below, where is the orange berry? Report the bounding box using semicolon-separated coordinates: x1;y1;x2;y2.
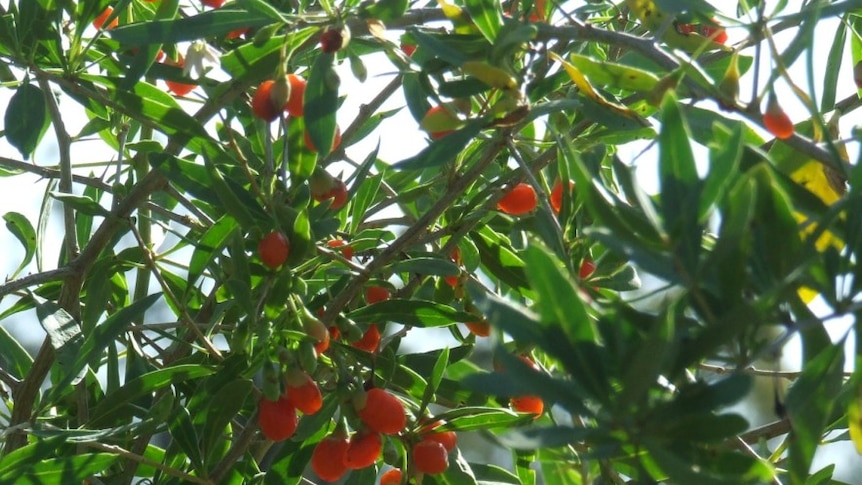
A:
258;396;298;441
285;371;322;415
365;286;391;304
550;179;574;213
351;324;381;353
510;395;544;418
327;239;355;260
285;74;306;117
763;97;794;140
380;468;403;485
311;176;349;210
676;22;696;35
164;55;196;96
226;27;249;39
258;231;290;269
314;327;331;355
201;0;226;7
423;105;457;139
251;80;282;122
93;7;118;30
579;259;596;279
422;430;457;452
312;432;350;482
700;20;727;44
497;183;537;216
344;431;382;469
355;388;406;435
465;320;490;337
412;440;449;475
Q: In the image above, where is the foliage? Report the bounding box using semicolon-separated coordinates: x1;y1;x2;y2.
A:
0;0;860;484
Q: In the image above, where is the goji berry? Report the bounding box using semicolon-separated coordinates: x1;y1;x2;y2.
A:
380;468;403;485
312;431;350;482
344;430;382;469
763;96;794;140
412;439;449;475
510;395;544;418
93;7;118;30
327;239;354;260
258;395;297;441
285;370;322;415
497;183;537;216
285;74;306;117
550;179;574;214
465;320;490;337
365;286;390;304
258;231;290;269
355;388;406;435
352;324;381;353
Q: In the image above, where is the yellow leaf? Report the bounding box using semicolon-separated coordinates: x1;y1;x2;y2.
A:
849;389;862;454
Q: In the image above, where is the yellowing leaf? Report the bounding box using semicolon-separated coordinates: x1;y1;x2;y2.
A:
849;389;862;454
549;51;650;127
623;0;729;53
568;53;660;92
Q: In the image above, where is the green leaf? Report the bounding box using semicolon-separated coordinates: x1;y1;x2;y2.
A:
3;212;36;279
497;426;596;450
658;91;701;273
385;257;460;277
361;0;409;22
0;451;118;484
618;300;676;407
34;298;85;385
522;243;595;342
109;9;275;45
347;299;473;327
464;0;504;42
49;192;110;217
89;365;215;428
202;379;253;464
4;81;49;160
43;293;163;407
394;119;485;170
304;52;339;158
434;406;528;432
785;339;846;485
188;215;238;287
700;122;743;222
420;347;450;412
169;405;205;473
0;326;33;381
470;227;529;292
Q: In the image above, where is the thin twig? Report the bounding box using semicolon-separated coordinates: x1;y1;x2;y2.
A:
83;442;213;485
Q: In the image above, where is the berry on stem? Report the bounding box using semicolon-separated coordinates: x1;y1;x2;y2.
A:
258;396;298;441
421;105;460;139
93;7;118;30
413;439;449;475
310;170;349;210
285;74;306;117
327;239;354;260
344;430;382;469
312;431;350;482
510;395;544;418
285;370;322;415
498;183;537;216
465;320;490;337
550;179;574;214
365;286;391;304
422;430;457;452
251;80;282;122
201;0;226;7
164;55;197;96
699;20;728;44
258;231;290;269
352;324;381;353
579;259;596;280
763;96;794;140
355;388;406;435
380;468;403;485
320;25;351;53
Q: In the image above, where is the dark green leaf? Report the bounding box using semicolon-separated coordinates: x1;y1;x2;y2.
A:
394;119;485;170
3;212;36;278
348;299;473;327
4;82;48;160
110;9;275;45
49;192;110;217
464;0;504;42
305;53;339;158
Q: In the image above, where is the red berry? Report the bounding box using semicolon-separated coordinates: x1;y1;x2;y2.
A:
423;105;457;139
510;395;544;418
285;74;306;117
314;327;331;355
465;320;490;337
763;97;794;140
258;231;290;269
201;0;226;7
579;259;596;279
258;396;298;441
312;432;350;482
164;55;196;96
351;324;381;353
422;430;457;452
319;25;351;53
93;7;118;30
413;440;449;475
550;179;574;214
344;431;382;469
310;177;348;210
327;239;355;260
677;22;696;35
226;27;249;39
381;468;403;485
400;43;416;57
355;388;406;435
286;371;322;415
700;20;727;44
365;286;390;304
497;183;537;216
251;80;282;122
